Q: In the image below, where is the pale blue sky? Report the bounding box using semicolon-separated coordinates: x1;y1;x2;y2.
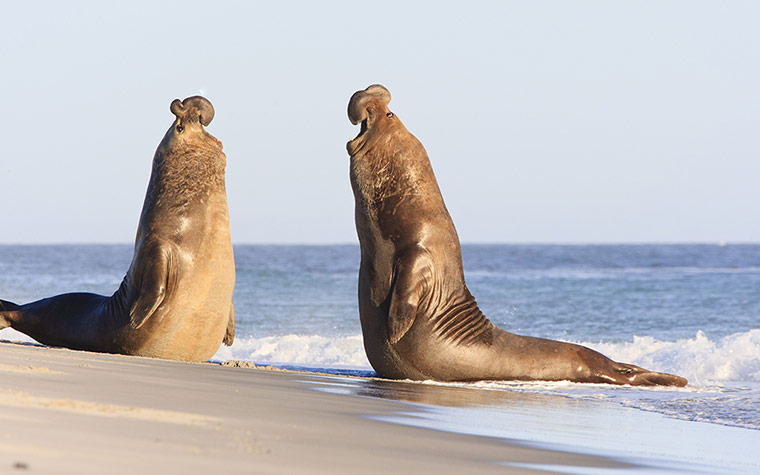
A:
2;1;758;244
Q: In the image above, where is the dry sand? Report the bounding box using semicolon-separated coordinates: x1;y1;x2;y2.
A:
0;341;630;474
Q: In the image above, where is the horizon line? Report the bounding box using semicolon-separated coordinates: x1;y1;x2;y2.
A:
0;241;755;246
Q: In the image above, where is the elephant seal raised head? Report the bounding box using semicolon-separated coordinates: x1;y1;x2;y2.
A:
0;96;235;362
346;84;686;386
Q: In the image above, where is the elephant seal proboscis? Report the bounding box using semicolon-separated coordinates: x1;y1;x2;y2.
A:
346;84;686;386
1;96;235;362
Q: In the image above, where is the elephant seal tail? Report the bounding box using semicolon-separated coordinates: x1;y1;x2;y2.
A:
0;299;21;329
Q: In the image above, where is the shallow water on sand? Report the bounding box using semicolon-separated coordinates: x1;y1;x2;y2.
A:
1;244;759;437
309;376;760;474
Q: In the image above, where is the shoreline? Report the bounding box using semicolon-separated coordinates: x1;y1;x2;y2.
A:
3;341;759;474
1;341;632;474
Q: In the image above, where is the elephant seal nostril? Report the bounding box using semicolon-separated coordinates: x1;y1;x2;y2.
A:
170;96;215;126
347;84;391;125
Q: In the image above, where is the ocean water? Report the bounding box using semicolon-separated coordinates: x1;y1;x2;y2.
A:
1;244;759;437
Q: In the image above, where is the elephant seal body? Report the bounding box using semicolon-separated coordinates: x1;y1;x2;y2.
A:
347;84;686;386
0;96;235;362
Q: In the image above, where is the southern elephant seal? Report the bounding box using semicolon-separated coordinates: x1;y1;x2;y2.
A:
346;84;686;386
0;96;235;362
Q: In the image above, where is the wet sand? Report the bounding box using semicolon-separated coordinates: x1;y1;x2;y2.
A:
0;341;633;474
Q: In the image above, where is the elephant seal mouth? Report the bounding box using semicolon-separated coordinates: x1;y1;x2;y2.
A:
346;84;391;157
347;118;369;156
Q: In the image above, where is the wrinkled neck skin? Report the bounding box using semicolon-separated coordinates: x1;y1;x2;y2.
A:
348;115;447;223
145;121;226;207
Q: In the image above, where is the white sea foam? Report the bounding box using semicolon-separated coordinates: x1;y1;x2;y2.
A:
0;328;37;344
212;333;371;370
578;329;760;384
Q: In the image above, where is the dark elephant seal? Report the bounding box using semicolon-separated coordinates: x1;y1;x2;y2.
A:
0;96;235;362
346;84;686;386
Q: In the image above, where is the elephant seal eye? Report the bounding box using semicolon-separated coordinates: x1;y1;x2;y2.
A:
177;124;184;133
386;112;394;118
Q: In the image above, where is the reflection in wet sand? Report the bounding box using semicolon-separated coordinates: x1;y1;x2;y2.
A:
352;378;560;408
311;375;586;413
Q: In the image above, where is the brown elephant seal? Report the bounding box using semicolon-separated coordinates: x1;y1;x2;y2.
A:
0;96;235;362
346;84;686;386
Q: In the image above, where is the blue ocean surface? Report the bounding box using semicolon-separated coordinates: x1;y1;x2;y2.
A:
1;244;759;437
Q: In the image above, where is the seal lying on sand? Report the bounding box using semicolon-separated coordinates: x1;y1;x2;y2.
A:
346;84;686;386
0;96;235;362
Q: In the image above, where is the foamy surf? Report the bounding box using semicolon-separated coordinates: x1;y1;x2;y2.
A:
579;329;760;384
0;328;37;345
212;333;371;370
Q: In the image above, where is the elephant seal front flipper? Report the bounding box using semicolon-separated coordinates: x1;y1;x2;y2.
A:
387;252;430;344
128;239;177;329
1;96;236;362
347;84;687;387
224;303;235;346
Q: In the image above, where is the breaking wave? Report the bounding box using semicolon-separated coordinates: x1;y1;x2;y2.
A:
578;329;760;384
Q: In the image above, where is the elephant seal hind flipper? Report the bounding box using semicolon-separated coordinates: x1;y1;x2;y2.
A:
610;361;687;387
0;299;20;312
0;299;21;329
347;84;687;387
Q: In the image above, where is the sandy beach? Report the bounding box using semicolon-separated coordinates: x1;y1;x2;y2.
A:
0;341;637;474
